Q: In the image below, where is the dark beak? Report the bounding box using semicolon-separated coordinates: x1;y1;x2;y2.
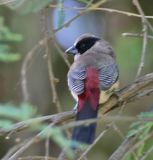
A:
65;45;78;55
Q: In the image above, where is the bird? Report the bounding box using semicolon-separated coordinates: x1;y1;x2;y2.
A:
65;33;119;148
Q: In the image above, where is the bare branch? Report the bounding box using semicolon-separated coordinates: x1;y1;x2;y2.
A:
49;4;153;19
45;137;50;160
42;10;62;112
140;144;153;160
7;123;55;160
54;41;71;68
132;0;148;78
18;156;56;160
108;136;137;160
2;139;31;160
122;130;153;160
122;32;153;40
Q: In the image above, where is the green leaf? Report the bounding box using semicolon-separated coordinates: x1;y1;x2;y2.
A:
0;119;13;129
0;17;23;42
127;112;153;138
1;0;25;10
139;112;153;118
0;103;36;121
38;124;75;158
4;0;53;14
0;16;22;62
127;112;153;158
0;52;21;62
34;123;87;158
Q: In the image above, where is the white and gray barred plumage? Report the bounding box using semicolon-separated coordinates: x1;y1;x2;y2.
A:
68;62;118;96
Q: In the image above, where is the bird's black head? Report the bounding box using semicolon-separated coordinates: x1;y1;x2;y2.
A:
65;34;100;55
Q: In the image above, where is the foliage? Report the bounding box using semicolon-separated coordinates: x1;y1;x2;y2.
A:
0;101;87;158
0;103;36;121
3;0;53;13
1;0;93;28
0;16;22;62
1;0;91;13
0;103;36;131
127;112;153;159
40;124;75;158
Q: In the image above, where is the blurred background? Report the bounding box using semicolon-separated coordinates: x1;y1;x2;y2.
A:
0;0;153;159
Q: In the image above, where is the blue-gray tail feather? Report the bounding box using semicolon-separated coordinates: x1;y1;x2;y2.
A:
71;101;98;148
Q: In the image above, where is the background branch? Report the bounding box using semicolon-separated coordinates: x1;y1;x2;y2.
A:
108;136;137;160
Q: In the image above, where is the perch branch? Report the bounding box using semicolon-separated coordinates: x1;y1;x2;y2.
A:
1;72;153;136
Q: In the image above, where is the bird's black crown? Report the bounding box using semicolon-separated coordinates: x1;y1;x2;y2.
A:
75;36;100;54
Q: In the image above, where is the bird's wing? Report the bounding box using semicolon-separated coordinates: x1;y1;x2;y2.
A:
99;63;119;90
67;66;86;95
68;61;118;95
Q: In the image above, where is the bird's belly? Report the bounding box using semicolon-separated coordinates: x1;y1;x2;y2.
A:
99;81;119;104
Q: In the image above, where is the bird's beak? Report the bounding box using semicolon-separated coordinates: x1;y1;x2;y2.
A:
65;45;78;55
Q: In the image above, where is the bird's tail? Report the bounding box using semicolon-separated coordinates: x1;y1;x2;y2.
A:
71;101;98;147
71;67;100;148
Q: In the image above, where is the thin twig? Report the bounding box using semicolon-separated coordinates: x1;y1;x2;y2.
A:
0;110;75;136
140;144;153;160
112;123;139;160
133;0;148;78
21;44;41;102
45;137;50;160
49;4;153;19
0;0;17;5
108;136;137;160
136;25;147;78
133;0;153;33
8;123;55;160
18;156;56;160
43;9;62;112
53;41;71;68
2;139;31;160
122;130;153;160
112;123;125;139
122;32;153;40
